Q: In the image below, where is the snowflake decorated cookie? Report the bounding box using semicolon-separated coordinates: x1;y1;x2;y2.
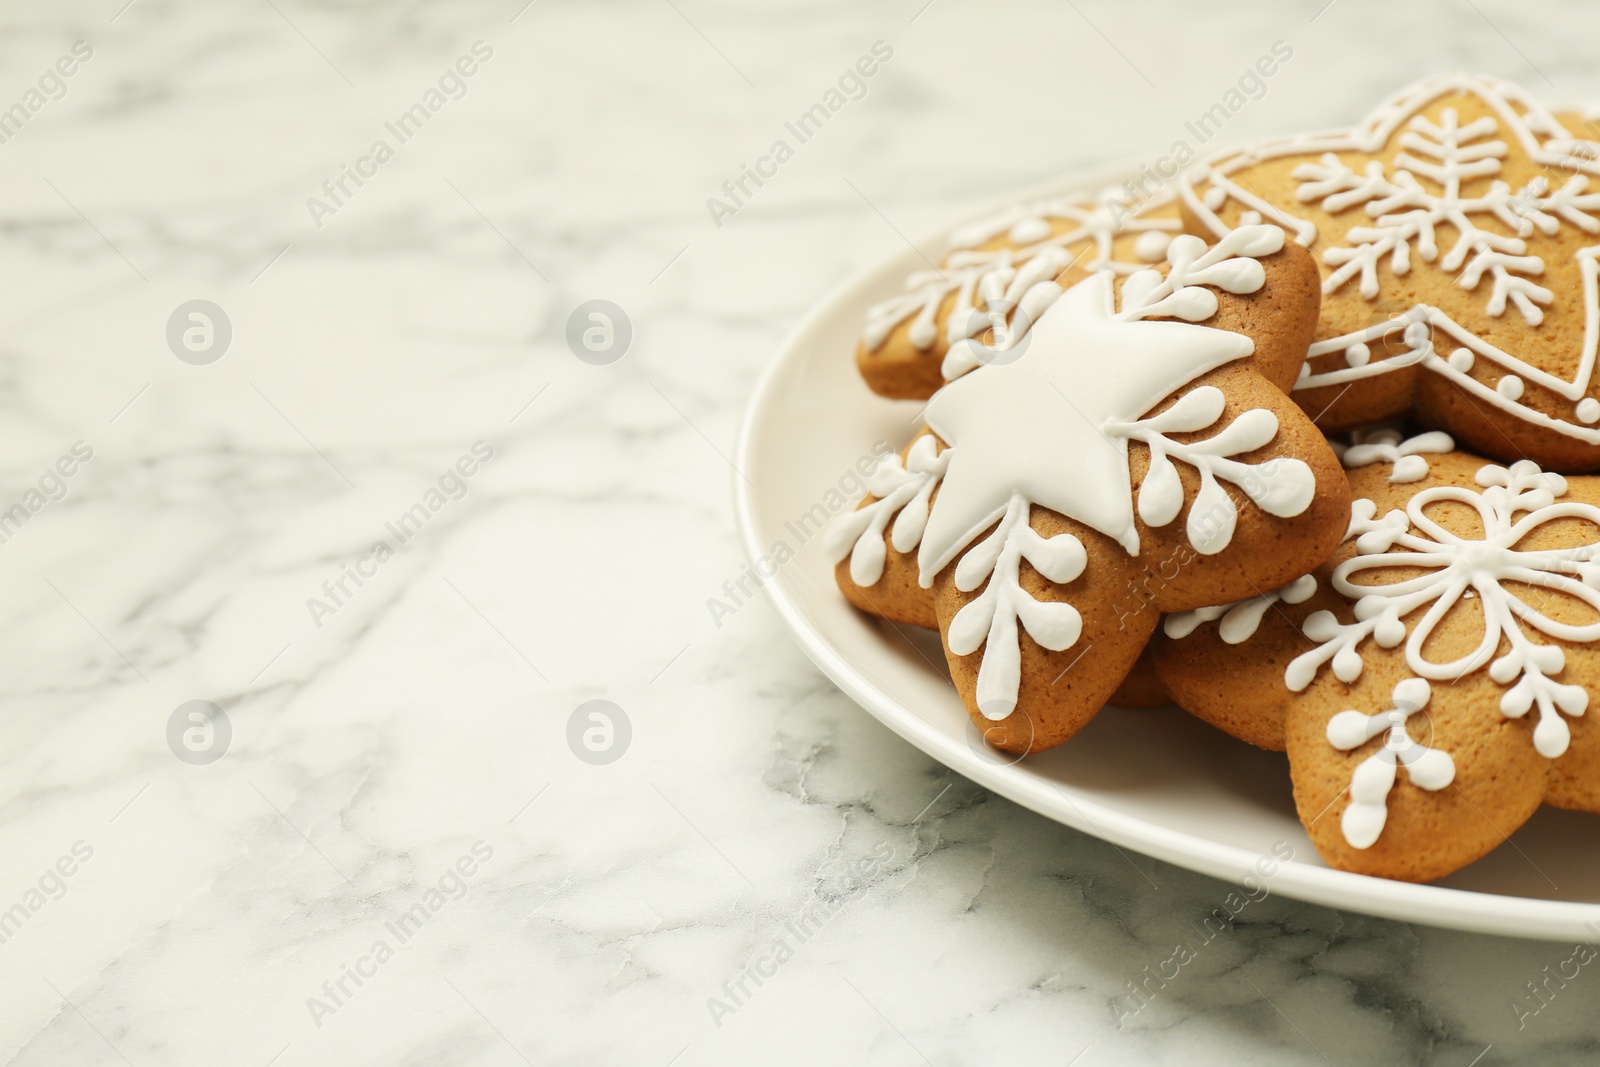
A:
1179;73;1600;470
827;225;1352;754
856;189;1182;400
1153;440;1600;881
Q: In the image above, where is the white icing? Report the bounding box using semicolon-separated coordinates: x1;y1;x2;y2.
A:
861;245;1075;356
861;190;1182;369
949;187;1179;256
824;435;948;585
1134;229;1172;262
919;225;1298;576
945;495;1087;719
1162;573;1317;643
1110;388;1314;555
1325;677;1455;849
1289;461;1600;759
836;226;1314;717
1337;428;1455;483
1294;108;1576;322
1163;492;1407;644
937;251;1072;381
1181;73;1600;443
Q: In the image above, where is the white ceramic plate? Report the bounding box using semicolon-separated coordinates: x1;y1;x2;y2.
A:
733;162;1600;942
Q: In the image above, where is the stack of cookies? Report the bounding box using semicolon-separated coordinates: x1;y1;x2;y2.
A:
827;73;1600;883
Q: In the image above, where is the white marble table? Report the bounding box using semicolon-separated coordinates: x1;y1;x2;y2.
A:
4;1;1600;1064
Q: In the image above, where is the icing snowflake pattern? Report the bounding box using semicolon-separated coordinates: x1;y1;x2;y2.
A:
860;189;1180;375
1288;461;1600;758
944;495;1089;717
831;225;1316;718
823;435;948;586
1326;678;1456;848
1294;108;1600;324
1182;73;1600;442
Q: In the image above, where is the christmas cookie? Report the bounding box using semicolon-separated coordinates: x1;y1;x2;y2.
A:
1154;438;1600;881
1179;73;1600;470
826;225;1351;754
1108;647;1170;709
857;190;1182;400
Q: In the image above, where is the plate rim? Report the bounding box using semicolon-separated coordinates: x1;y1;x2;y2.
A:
731;157;1600;942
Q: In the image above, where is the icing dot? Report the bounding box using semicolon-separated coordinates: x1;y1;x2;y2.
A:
1009;218;1051;244
1448;347;1474;372
1344;342;1371;368
1134;230;1172;262
1579;398;1600;424
1204;187;1227;211
1240;210;1263;225
1498;375;1525;400
1390;454;1430;483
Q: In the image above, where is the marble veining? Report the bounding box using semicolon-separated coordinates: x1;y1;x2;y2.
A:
2;1;1600;1064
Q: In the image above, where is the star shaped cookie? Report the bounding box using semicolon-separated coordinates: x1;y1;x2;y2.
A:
828;226;1351;753
1180;73;1600;470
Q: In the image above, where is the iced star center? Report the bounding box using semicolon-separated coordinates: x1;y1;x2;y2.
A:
918;268;1257;571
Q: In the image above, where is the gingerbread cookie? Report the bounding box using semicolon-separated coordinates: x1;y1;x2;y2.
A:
1154;437;1600;881
1108;646;1170;710
1179;73;1600;470
827;225;1351;754
857;189;1182;399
